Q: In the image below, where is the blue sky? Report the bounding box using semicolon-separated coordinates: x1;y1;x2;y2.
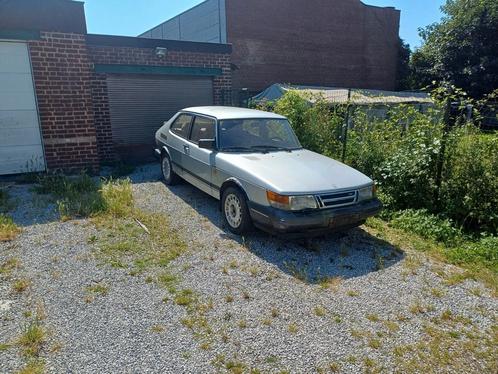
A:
84;0;446;49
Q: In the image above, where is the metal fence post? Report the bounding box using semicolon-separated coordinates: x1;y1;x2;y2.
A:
341;89;352;162
434;93;452;209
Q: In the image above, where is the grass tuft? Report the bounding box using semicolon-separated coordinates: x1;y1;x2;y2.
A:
288;322;299;334
17;321;45;357
0;214;21;242
13;278;31;293
86;283;109;296
16;359;45;374
174;289;196;307
313;305;327;317
0;257;21;277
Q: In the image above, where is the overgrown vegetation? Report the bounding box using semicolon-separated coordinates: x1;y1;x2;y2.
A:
366;217;497;293
32;172;187;271
260;88;498;278
33;173;132;220
0;189;10;212
0;214;21;242
0;189;21;242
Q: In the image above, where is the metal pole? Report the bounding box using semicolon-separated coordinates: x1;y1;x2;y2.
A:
434;92;452;209
341;88;352;162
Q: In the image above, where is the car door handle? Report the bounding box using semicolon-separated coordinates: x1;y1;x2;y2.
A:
183;144;190;154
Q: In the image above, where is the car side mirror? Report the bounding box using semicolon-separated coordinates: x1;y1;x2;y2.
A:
198;139;216;150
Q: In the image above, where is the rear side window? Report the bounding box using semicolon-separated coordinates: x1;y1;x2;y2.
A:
170;114;193;138
190;116;216;144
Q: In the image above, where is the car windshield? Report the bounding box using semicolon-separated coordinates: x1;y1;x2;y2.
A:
218;118;302;152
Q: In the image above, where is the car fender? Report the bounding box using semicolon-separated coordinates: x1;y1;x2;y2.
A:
220;177;248;198
159;144;172;159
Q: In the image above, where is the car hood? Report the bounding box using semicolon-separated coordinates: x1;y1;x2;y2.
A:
216;149;373;194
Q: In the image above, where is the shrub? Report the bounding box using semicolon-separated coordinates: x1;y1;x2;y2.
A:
273;90;310;143
390;209;463;246
346;111;400;179
304;99;343;159
274;91;344;158
347;105;444;211
442;129;498;233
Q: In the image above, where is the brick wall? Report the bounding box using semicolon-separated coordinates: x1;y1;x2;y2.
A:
29;32;99;171
226;0;400;92
87;44;232;162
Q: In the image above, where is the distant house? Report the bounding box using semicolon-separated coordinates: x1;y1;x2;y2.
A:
140;0;401;104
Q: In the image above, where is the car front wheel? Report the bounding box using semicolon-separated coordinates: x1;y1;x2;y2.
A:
161;153;180;185
222;187;253;235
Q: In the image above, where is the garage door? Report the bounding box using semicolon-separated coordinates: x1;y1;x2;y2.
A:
106;75;213;158
0;42;45;175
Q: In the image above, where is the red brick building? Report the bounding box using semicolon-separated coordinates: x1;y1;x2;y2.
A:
141;0;401;102
0;0;232;174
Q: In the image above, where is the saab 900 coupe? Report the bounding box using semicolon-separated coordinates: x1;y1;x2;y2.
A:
154;107;382;236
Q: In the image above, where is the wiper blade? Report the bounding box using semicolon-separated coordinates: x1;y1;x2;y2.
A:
249;145;294;152
220;146;254;152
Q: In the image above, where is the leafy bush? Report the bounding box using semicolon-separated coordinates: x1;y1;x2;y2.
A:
347;105;444;211
273;91;343;158
442;129;498;233
390;209;462;246
273;91;310;143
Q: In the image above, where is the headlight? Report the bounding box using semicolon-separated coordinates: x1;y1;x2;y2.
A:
358;184;375;202
266;191;318;211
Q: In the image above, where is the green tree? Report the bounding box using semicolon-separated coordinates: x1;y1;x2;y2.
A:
411;0;498;98
396;38;412;91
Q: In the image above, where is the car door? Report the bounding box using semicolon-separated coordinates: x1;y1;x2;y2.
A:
167;113;193;177
182;115;217;197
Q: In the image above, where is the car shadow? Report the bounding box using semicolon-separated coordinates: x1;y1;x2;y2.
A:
163;178;404;283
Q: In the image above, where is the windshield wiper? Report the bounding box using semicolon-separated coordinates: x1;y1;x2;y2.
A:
249;145;295;152
220;146;255;152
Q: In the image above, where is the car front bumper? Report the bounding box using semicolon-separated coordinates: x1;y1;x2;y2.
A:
248;198;382;237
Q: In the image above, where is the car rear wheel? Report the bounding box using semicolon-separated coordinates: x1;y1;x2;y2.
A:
161;153;180;185
222;187;253;235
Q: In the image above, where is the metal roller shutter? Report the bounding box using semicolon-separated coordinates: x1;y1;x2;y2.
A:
106;75;214;148
0;42;45;175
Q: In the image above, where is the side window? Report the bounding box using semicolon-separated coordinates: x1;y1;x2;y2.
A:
190;116;216;144
170;114;193;139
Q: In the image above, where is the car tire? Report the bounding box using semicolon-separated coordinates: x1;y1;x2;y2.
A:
222;187;253;235
161;153;180;185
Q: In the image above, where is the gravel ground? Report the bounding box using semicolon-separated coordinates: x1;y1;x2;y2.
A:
1;164;497;373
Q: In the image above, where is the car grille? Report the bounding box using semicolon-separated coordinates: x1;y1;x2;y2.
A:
316;190;357;209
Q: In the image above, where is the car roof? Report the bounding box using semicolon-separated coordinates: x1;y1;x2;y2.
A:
181;106;287;120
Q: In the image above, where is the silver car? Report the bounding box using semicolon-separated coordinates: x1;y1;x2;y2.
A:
154;106;382;236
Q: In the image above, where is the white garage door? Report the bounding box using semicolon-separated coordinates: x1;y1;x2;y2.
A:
0;42;45;175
